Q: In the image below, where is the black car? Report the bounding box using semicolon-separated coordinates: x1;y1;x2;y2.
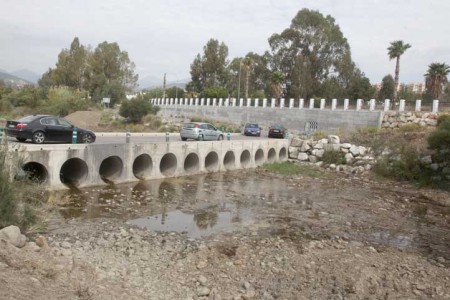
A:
268;124;286;138
5;115;96;144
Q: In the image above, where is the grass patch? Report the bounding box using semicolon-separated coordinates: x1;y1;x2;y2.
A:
260;161;326;178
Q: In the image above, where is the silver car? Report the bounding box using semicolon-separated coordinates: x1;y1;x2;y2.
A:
180;122;224;141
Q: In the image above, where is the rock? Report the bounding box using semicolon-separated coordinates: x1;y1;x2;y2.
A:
198;275;208;286
345;153;354;164
312;149;325;158
328;135;340;144
341;143;352;149
197;261;208;269
290;137;303;147
35;236;50;251
60;241;71;249
309;155;318;163
314;143;324;149
349;145;360;156
297;153;309;161
0;225;26;248
288;147;299;159
197;286;211;297
300;141;312;152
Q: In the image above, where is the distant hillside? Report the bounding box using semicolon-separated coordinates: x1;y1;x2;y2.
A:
138;74;189;90
11;69;40;84
0;71;33;87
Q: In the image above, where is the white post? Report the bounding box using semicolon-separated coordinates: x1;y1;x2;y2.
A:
239;98;243;107
247;98;251;107
280;98;285;109
415;99;422;112
320;98;325;110
356;99;362;111
309;98;314;109
200;98;204;106
369;99;376;111
189;98;193;106
399;99;405;112
271;98;276;108
432;100;439;114
212;98;217;106
225;98;229;106
384;99;390;112
231;98;236;107
263;98;267;108
344;99;349;111
195;98;199;106
255;98;259;108
219;98;223;106
299;98;304;109
206;98;210;106
289;98;294;109
331;98;337;110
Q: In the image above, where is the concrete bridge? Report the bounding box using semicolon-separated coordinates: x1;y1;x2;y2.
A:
9;138;289;190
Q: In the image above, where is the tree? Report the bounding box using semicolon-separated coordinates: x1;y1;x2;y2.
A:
268;9;354;99
424;62;450;100
387;40;411;100
86;41;139;106
242;57;252;99
188;39;229;94
378;75;395;101
119;98;159;123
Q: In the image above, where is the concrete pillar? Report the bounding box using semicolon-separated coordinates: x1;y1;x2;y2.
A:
271;98;276;108
344;99;349;111
320;98;325;110
225;98;229;107
263;98;267;108
356;99;362;111
206;98;210;106
195;98;199;106
309;98;314;109
231;98;235;107
212;98;217;106
219;98;223;106
200;98;205;106
280;98;285;109
299;98;304;109
399;99;405;112
415;99;422;112
239;98;243;107
255;98;259;108
432;100;439;114
369;99;376;111
384;99;390;112
331;98;337;110
247;98;251;107
289;98;294;109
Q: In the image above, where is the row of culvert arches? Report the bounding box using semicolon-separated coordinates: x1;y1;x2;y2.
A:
19;147;287;187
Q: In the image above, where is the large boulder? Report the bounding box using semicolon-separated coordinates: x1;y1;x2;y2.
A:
328;135;340;144
0;225;26;248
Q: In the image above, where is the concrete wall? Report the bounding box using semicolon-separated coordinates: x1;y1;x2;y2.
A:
158;105;383;133
12;139;289;190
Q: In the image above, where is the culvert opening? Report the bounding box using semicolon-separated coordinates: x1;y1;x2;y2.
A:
160;153;177;176
268;148;276;163
133;154;153;179
99;156;123;183
240;149;251;168
205;151;219;172
255;149;264;166
223;151;235;170
184;153;199;174
279;147;288;161
16;162;48;183
60;158;88;187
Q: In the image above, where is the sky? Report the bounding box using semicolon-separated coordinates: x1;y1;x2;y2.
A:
1;0;449;87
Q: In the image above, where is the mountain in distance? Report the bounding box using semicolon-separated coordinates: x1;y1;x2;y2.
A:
11;69;41;84
138;74;189;90
0;70;34;87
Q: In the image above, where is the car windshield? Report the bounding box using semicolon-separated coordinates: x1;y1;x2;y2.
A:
271;124;284;129
246;124;259;128
183;123;197;128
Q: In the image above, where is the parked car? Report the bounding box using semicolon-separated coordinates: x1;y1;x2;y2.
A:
242;123;261;137
268;124;286;138
180;122;224;141
5;115;96;144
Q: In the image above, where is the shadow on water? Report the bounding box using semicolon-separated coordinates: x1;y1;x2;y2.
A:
50;171;450;261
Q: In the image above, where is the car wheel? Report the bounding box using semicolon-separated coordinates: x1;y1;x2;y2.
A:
16;137;27;142
218;135;224;141
32;131;45;144
82;133;94;144
181;137;187;141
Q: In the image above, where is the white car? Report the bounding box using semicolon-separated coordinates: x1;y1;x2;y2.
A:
180;122;224;141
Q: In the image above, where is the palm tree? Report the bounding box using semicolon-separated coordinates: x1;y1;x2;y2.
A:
425;62;450;100
387;40;411;100
242;57;253;99
270;71;284;100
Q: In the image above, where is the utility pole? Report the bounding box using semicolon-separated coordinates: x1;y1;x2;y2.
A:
163;73;167;99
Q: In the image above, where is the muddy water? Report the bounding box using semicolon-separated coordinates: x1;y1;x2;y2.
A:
50;170;450;260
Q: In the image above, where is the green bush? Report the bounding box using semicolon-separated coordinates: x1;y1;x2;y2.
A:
427;116;450;165
119;98;159;123
322;150;346;165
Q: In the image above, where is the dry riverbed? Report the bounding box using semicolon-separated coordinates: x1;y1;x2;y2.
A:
1;165;449;299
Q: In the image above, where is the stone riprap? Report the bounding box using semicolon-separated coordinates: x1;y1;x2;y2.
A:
382;111;439;129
